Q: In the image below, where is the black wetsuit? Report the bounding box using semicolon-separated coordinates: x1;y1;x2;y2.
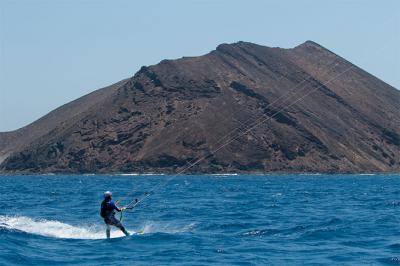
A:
100;199;129;238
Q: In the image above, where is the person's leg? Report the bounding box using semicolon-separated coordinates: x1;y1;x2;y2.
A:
106;224;111;239
111;216;130;236
119;224;130;236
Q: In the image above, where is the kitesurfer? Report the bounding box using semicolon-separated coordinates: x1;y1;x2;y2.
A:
100;191;130;238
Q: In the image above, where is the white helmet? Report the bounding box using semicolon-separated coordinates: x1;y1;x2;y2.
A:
104;191;112;198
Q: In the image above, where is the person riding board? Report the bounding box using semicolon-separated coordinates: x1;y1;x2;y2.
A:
100;191;130;238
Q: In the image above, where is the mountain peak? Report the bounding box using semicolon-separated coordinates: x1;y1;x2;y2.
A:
294;40;328;51
302;40;320;46
216;40;327;54
216;41;270;51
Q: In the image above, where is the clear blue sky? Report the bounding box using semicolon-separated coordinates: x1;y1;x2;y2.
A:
1;0;399;132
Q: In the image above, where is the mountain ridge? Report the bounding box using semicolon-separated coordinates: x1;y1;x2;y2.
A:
1;41;399;174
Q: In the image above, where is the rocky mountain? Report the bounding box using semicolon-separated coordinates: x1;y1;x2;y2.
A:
1;41;399;174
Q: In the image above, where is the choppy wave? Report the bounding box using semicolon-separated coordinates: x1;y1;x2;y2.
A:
140;221;196;234
1;174;399;265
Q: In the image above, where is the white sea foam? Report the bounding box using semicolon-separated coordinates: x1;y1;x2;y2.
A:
0;215;128;239
211;173;238;176
0;215;195;240
113;173;165;176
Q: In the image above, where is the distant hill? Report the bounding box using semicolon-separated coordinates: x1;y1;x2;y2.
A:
1;41;399;174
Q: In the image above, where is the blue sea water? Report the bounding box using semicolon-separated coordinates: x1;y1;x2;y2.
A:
0;174;399;265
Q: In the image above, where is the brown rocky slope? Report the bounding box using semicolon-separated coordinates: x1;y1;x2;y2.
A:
1;41;399;174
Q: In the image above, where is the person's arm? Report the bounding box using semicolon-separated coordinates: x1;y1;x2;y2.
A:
110;202;121;212
111;201;126;212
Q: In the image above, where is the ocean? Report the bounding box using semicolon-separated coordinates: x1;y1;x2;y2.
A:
0;174;399;265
